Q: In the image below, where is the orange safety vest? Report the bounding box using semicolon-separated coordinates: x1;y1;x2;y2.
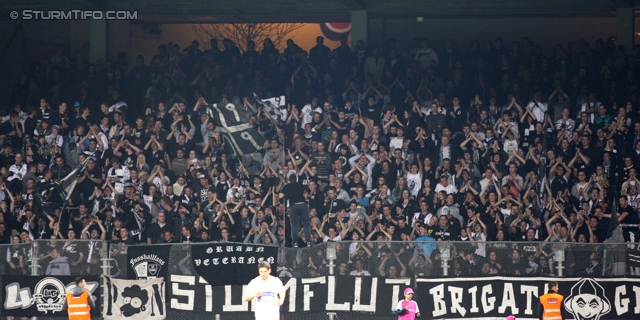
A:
540;292;563;320
66;290;91;320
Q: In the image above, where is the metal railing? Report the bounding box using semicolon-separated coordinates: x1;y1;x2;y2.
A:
0;239;634;280
0;239;636;319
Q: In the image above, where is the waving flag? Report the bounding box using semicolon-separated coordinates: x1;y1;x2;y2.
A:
206;102;266;156
254;93;287;121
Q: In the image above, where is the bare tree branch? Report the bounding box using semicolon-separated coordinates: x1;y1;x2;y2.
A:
191;23;304;54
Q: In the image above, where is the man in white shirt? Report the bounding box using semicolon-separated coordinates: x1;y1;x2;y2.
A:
479;168;498;192
526;92;548;123
349;259;371;276
495;112;519;136
414;38;439;70
244;261;285;320
106;157;130;194
301;97;323;129
389;127;405;152
435;175;458;195
348;153;376;190
579;92;601;122
8;153;27;183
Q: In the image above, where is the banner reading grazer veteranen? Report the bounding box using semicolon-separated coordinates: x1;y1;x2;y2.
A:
127;245;170;279
416;276;640;320
190;243;278;286
1;276;100;317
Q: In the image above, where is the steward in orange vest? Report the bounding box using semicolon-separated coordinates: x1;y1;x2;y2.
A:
538;281;564;320
65;277;95;320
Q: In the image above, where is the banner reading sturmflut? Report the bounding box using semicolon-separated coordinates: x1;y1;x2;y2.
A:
190;243;278;286
1;276;100;317
167;275;410;315
103;277;166;320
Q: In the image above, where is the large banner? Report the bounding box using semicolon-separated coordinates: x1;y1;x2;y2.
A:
168;275;411;314
127;245;171;279
206;102;266;155
416;276;640;320
103;277;166;320
190;243;278;286
1;276;100;317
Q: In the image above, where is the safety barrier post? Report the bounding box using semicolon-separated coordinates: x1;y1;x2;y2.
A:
30;241;39;276
441;242;451;276
555;243;565;277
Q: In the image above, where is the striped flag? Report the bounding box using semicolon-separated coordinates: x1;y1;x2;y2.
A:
254;93;287;121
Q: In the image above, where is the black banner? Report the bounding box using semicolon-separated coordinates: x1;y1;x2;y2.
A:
1;275;101;317
416;276;640;320
167;275;410;315
127;245;171;279
190;243;278;286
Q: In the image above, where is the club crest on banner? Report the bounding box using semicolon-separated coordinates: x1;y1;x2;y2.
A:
32;277;66;314
130;254;166;279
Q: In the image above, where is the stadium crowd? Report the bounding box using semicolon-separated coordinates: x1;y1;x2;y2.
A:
0;33;639;278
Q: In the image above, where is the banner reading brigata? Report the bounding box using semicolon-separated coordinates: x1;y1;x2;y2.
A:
416;276;640;320
1;276;100;317
190;243;278;286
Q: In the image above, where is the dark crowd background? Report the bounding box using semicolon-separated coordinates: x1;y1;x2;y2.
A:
0;33;638;278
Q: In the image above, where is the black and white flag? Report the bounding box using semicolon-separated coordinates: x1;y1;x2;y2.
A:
103;277;166;320
254;93;287;121
206;102;266;156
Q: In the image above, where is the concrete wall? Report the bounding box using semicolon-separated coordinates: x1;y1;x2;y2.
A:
369;17;619;54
